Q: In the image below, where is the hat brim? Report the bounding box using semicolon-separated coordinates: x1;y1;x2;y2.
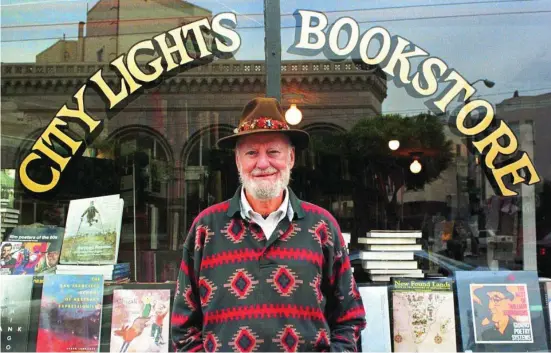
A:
216;129;310;151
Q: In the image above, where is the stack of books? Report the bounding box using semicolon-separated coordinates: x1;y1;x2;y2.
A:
56;263;131;282
352;230;424;282
1;200;19;237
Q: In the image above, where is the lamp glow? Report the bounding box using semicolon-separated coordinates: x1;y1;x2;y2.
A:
285;104;302;125
410;160;422;174
388;140;400;151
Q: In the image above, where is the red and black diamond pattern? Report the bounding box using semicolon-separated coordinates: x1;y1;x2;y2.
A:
222;219;247;244
309;273;323;304
249;223;265;242
229;326;264;353
272;325;305;352
266;265;304;297
198;277;218;307
278;222;301;242
183;285;198;311
309;220;334;248
312;328;331;351
203;331;222;352
224;268;259;300
195;224;215;251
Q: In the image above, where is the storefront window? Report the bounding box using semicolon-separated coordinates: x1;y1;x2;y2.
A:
1;0;550;352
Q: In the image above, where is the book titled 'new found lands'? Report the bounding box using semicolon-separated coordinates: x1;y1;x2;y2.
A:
36;274;105;352
391;278;457;352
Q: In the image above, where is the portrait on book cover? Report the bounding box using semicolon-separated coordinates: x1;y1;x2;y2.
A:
470;284;533;344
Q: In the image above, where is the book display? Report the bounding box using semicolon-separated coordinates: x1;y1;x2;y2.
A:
391;279;457;352
455;271;549;352
352;230;425;282
0;275;34;352
2;200;551;353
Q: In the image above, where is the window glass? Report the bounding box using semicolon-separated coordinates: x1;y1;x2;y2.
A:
279;0;550;276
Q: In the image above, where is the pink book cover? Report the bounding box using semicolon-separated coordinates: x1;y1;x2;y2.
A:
110;289;170;353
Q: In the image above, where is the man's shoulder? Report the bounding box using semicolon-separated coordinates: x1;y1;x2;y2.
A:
300;201;341;232
191;200;232;226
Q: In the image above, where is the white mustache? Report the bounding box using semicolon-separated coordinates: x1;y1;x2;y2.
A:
251;167;278;176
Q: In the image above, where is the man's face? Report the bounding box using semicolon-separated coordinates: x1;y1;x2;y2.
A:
487;291;512;323
46;251;60;267
1;245;12;260
235;133;295;200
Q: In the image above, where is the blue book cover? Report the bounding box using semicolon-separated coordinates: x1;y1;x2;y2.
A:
36;274;104;352
455;271;549;352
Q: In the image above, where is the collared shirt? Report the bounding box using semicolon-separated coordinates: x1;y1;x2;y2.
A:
240;186;294;240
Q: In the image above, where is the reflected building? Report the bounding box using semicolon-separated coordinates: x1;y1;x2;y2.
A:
0;0;386;279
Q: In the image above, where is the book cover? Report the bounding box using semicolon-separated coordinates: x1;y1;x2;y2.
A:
455;271;549;352
358;286;391;352
0;275;34;352
0;241;55;275
110;289;171;352
36;274;105;352
60;195;123;265
6;225;65;273
391;279;457;352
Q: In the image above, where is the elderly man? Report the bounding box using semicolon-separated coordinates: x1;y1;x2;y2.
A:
171;98;366;352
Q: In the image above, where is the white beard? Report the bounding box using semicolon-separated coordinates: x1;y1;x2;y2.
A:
239;165;291;200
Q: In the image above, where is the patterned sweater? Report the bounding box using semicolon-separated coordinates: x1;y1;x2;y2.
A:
171;187;366;352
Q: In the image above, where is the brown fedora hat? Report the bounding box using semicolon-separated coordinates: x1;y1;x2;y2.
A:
216;97;310;150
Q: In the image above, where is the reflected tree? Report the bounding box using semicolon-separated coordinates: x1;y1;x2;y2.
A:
310;114;453;247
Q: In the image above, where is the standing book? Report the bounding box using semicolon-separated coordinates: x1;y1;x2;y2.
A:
3;224;65;274
391;278;457;352
358;286;391;352
36;274;105;352
60;195;124;264
455;271;549;352
110;289;171;353
0;275;34;352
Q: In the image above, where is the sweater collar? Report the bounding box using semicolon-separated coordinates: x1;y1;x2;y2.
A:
227;185;305;220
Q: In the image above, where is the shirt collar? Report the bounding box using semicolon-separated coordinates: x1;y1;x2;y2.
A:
227;185;305;220
240;186;293;221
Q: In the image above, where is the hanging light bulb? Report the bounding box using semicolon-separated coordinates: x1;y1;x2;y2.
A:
285;104;302;125
410;160;422;174
388;139;400;151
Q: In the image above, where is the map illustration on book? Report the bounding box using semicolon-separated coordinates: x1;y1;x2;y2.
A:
456;271;549;352
110;289;171;353
60;194;123;264
469;284;533;344
391;279;457;352
36;274;105;352
0;275;34;352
